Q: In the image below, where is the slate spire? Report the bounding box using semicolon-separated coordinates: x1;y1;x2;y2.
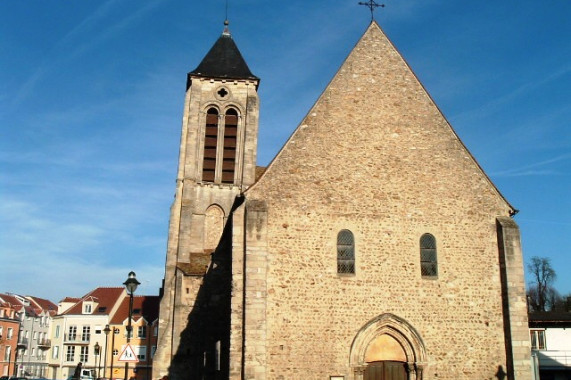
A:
189;20;258;81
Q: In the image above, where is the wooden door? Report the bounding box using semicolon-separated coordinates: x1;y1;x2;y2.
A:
363;361;407;380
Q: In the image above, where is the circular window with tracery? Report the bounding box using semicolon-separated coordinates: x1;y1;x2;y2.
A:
215;86;231;100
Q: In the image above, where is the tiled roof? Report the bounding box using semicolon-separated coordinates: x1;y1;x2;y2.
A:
1;293;59;317
27;296;58;316
0;293;25;309
110;295;160;325
60;297;81;303
62;287;125;316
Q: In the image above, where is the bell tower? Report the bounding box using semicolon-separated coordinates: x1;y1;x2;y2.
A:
153;21;259;379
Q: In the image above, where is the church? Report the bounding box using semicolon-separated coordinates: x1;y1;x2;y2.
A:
152;16;532;380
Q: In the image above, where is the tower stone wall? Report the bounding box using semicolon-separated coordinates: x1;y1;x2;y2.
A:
153;58;259;378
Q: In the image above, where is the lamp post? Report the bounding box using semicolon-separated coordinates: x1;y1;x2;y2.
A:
94;342;101;379
145;321;151;380
123;271;140;380
110;328;119;380
103;325;111;379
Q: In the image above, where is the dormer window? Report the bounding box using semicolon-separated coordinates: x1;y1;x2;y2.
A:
83;303;92;314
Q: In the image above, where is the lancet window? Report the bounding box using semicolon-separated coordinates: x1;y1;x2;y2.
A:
420;233;438;277
337;229;355;274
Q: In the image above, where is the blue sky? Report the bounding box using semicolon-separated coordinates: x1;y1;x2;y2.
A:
1;0;570;302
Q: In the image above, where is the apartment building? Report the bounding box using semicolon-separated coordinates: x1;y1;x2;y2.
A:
0;293;57;378
48;288;125;380
0;294;21;377
106;295;159;380
47;287;159;380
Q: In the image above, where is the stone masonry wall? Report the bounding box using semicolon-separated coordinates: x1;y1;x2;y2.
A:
246;22;530;379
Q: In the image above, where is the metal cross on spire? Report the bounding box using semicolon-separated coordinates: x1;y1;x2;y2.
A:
223;0;230;35
358;0;385;21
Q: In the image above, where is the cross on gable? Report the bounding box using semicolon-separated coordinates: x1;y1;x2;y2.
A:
358;0;385;21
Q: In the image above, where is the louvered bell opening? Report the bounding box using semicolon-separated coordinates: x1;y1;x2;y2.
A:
222;160;235;170
225;115;238;127
222;149;235;159
204;148;217;159
221;112;237;185
206;112;218;125
202;158;216;170
202;169;215;182
205;125;218;137
202;109;219;183
223;136;237;148
221;171;234;183
224;124;238;136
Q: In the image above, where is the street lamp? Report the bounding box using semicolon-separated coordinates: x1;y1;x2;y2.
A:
110;328;119;380
123;271;140;380
94;342;101;379
103;325;111;379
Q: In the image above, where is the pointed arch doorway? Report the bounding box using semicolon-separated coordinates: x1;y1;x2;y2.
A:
350;314;427;380
362;334;407;380
363;361;407;380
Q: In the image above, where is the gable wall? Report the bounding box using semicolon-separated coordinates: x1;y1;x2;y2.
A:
245;24;520;379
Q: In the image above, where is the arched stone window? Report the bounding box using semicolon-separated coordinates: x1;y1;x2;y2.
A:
420;233;437;277
337;229;355;274
222;108;238;184
202;108;219;182
204;205;225;252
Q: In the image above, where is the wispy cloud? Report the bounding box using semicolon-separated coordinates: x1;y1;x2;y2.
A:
10;0;163;111
491;153;571;177
453;64;571;124
1;186;167;300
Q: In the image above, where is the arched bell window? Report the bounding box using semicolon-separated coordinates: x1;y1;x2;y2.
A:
222;108;238;184
202;108;219;182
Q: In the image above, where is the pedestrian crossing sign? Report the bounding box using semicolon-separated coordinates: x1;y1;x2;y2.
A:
117;344;139;363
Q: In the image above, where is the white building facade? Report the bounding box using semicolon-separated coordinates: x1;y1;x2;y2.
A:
529;311;571;380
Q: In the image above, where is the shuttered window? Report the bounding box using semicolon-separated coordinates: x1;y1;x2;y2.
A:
202;108;219;182
337;229;355;274
222;108;238;183
420;233;438;277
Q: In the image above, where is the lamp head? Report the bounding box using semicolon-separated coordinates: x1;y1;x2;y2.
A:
123;271;141;295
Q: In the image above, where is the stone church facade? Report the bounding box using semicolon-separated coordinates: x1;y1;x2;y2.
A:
153;21;532;380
